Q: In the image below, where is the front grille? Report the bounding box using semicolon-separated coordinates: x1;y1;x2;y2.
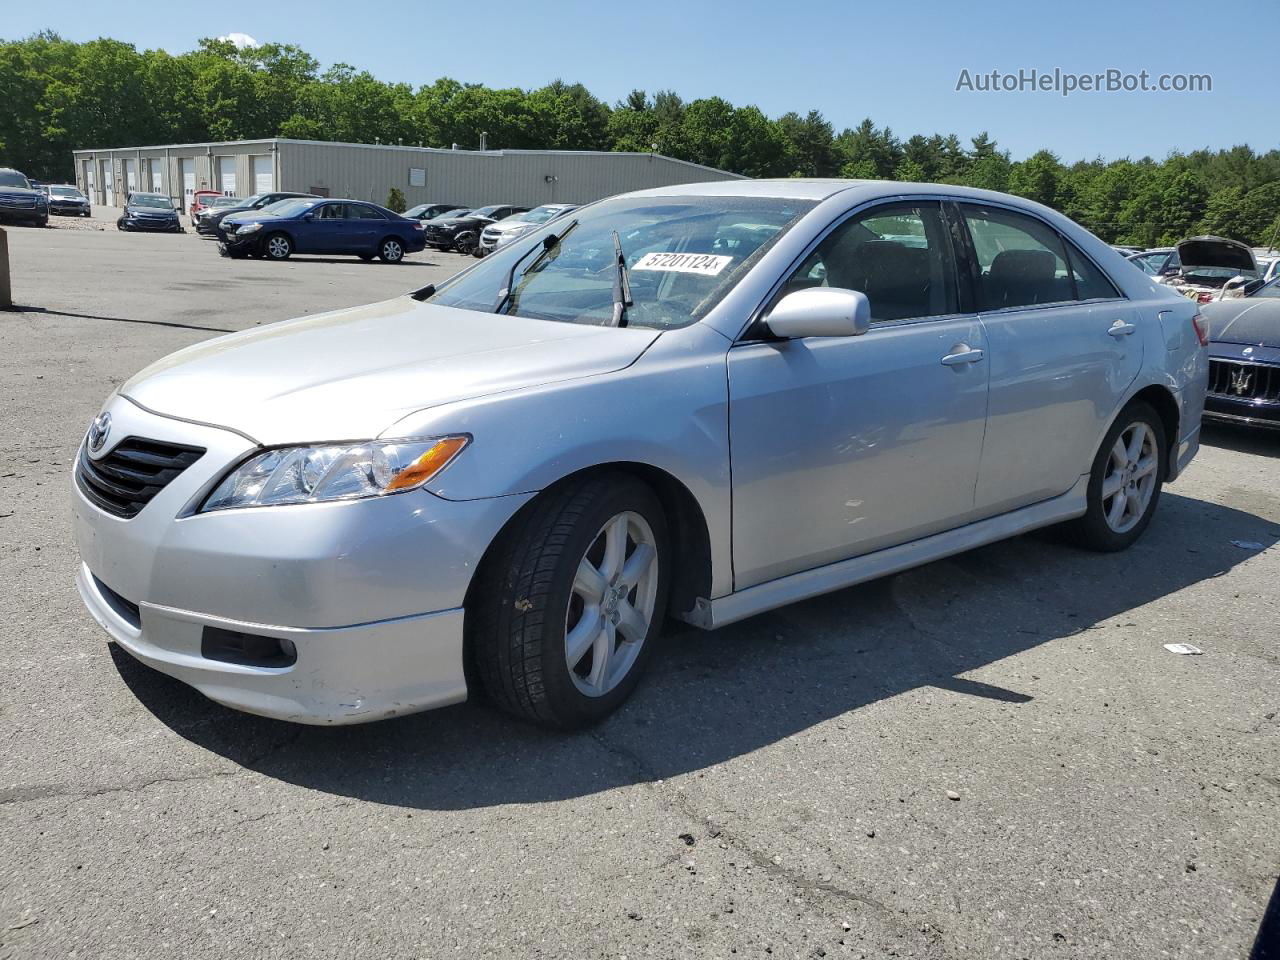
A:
0;195;36;209
481;228;500;243
77;437;206;518
1208;359;1280;403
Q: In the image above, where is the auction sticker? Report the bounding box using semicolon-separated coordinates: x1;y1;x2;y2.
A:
632;251;733;276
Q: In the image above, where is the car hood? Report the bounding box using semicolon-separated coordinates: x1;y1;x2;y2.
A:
1176;236;1257;273
431;217;488;230
0;185;41;198
119;298;660;445
1202;297;1280;347
127;206;176;215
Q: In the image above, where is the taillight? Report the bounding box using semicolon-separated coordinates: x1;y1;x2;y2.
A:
1191;312;1209;347
1196;291;1215;304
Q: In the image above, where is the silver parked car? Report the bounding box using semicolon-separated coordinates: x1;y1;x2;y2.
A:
72;180;1209;728
475;203;578;257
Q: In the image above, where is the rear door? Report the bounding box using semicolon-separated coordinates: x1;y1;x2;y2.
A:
345;203;388;252
956;202;1143;515
727;199;991;588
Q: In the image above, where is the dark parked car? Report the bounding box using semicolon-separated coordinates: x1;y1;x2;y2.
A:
46;184;91;217
220;197;426;263
403;202;466;221
422;204;528;254
196;191;317;239
1200;276;1280;429
0;168;48;227
117;193;183;232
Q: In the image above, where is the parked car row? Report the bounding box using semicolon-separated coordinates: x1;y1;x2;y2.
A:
1125;236;1279;303
218;196;427;263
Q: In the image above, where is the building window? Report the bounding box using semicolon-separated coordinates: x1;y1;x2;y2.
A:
409;168;426;187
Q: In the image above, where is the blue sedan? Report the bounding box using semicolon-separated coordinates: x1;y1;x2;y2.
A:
220;198;426;263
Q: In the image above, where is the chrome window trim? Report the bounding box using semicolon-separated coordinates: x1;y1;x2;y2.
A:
736;193;978;342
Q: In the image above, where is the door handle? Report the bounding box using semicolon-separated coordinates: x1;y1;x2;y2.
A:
1108;321;1137;338
941;345;984;366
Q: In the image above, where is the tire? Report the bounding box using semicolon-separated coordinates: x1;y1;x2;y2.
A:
1064;401;1166;552
454;232;477;255
470;473;670;729
378;237;404;263
263;232;292;261
472;246;485;259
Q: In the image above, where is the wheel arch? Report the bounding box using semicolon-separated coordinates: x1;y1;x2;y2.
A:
1108;383;1181;480
463;460;713;633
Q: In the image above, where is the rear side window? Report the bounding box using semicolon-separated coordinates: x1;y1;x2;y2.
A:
351;205;388;220
777;201;959;322
1065;242;1121;300
961;205;1073;309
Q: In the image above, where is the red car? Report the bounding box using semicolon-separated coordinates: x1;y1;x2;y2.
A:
189;190;222;222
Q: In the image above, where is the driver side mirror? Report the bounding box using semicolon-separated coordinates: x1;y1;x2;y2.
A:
303;212;314;221
1219;275;1249;300
766;288;871;339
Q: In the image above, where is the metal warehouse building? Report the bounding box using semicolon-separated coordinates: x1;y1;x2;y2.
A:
70;139;741;211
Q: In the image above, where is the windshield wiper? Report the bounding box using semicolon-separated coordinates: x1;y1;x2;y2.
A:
495;219;579;313
610;230;632;328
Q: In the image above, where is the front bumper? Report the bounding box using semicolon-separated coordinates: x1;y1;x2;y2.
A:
50;202;90;216
0;206;47;224
72;395;531;723
122;216;181;232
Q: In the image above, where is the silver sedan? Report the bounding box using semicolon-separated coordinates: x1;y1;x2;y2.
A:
72;179;1209;727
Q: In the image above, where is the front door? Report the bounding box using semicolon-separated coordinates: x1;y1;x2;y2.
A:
728;200;991;589
955;202;1144;515
302;202;348;253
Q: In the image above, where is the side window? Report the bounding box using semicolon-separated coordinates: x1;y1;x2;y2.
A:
319;203;346;220
1065;242;1121;300
351;204;387;220
776;201;958;322
961;205;1073;309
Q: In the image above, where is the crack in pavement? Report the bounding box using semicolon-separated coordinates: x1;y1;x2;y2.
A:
588;729;952;956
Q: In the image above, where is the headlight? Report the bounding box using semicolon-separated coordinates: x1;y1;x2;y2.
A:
201;436;469;512
237;222;262;234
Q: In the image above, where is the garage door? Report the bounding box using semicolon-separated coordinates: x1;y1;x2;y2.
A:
83;160;94;199
179;158;195;203
101;160;114;206
123;159;137;195
217;156;236;196
251;155;273;194
149;160;164;193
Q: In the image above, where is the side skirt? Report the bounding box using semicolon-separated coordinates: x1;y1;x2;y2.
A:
681;475;1089;630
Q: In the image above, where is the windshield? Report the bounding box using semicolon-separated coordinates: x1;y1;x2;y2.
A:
429;195;815;330
518;206;570;225
259;198;319;218
131;195;173;209
1252;277;1280;299
50;186;83;197
437;208;470;218
208;196;242;208
467;205;504;220
0;171;31;189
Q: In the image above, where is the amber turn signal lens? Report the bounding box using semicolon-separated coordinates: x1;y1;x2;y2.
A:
384;436;470;491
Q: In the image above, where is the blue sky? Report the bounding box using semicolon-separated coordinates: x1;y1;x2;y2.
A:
6;0;1273;162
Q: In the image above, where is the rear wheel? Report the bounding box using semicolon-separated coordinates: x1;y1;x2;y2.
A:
1065;401;1165;551
263;232;292;261
378;237;404;263
470;473;669;729
454;232;477;255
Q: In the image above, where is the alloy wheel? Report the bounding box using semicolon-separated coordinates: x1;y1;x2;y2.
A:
266;236;290;259
382;239;403;261
1101;421;1158;533
564;511;660;697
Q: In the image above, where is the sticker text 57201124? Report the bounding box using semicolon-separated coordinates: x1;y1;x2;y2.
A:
632;252;733;276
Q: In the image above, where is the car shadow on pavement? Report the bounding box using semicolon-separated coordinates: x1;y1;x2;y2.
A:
1202;422;1280;459
113;490;1278;810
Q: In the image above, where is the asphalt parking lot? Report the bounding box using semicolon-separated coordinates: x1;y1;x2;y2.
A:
1;217;1278;960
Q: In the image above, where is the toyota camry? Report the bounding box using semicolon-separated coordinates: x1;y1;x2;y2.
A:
72;180;1208;728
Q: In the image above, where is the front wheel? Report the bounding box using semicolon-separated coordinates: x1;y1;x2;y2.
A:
378;237;404;263
454;232;477;255
1065;401;1166;551
470;473;670;729
263;232;292;261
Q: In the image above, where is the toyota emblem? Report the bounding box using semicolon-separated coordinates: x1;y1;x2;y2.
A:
87;412;111;453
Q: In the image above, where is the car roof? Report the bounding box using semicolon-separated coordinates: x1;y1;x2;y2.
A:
619;178;1082;206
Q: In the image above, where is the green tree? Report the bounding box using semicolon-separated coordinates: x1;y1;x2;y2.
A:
386;186;406;212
